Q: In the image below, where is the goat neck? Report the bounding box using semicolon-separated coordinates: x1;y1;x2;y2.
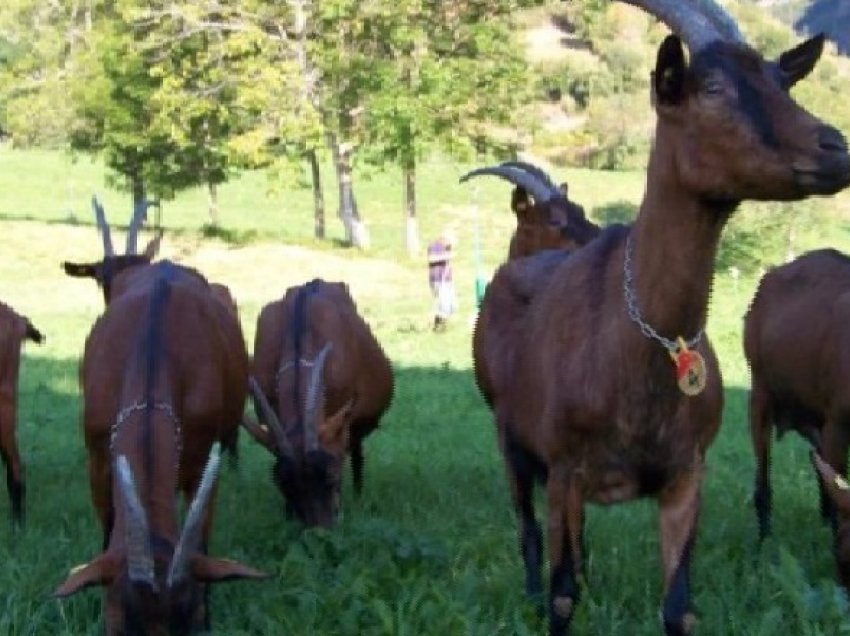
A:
626;131;731;345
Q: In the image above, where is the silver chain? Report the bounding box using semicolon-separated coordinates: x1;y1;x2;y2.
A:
275;358;314;384
622;234;703;354
110;400;183;467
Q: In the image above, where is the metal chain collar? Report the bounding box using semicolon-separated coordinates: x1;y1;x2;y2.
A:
622;234;704;354
275;358;314;384
110;400;183;464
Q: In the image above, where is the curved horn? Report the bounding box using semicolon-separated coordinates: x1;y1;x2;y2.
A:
92;196;115;258
116;455;156;589
459;165;554;204
248;376;294;459
695;0;744;43
304;342;333;452
616;0;731;51
500;161;560;194
168;442;222;588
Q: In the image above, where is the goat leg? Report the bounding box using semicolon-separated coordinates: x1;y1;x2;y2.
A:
502;425;544;600
819;421;850;534
658;467;702;636
350;435;365;495
546;470;581;636
749;381;773;540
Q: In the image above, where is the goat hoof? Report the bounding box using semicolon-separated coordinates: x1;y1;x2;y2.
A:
552;595;573;619
663;611;697;636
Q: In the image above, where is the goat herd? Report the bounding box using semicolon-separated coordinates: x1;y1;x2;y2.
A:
2;0;850;634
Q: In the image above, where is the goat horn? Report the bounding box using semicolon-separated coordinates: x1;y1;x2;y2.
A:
304;342;333;453
167;442;222;588
693;0;745;43
116;455;156;589
92;196;115;258
248;376;295;459
125;200;149;255
500;161;560;194
616;0;734;51
459;165;553;204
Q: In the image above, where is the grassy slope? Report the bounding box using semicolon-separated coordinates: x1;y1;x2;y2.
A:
1;147;850;634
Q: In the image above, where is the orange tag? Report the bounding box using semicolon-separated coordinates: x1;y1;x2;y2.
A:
669;337;707;396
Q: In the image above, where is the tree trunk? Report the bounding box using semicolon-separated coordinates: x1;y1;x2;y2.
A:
307;149;325;239
330;136;368;248
207;181;220;227
128;174;147;254
404;163;419;255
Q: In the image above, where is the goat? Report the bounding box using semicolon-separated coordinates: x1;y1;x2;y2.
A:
474;0;850;632
0;301;43;524
460;161;600;259
744;249;850;588
54;261;265;634
243;278;393;528
63;196;162;304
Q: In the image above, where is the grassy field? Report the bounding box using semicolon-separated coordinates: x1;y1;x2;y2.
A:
2;147;850;634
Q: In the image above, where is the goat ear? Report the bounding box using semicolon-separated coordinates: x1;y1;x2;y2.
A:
191;556;269;582
811;452;850;515
240;416;275;453
777;34;824;89
653;35;687;106
511;186;532;220
320;397;356;446
53;554;118;597
62;261;98;279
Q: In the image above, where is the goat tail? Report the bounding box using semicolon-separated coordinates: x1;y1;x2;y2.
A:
25;320;44;344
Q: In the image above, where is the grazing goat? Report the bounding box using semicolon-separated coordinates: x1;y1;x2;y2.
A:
460;161;600;259
474;0;850;632
244;279;393;528
0;301;43;524
63;196;162;304
54;261;265;634
744;249;850;588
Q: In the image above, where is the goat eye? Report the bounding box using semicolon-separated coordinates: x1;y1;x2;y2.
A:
702;79;724;96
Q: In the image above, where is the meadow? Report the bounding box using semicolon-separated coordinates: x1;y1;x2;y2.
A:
2;146;850;634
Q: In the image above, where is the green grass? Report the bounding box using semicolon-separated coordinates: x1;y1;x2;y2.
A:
2;148;850;634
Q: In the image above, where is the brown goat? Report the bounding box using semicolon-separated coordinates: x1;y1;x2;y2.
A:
0;301;43;524
54;260;265;634
460;161;600;259
473;0;850;633
63;196;162;303
744;249;850;589
244;278;393;528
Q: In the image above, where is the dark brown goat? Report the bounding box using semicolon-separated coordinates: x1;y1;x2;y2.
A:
460;161;600;259
244;279;393;528
473;0;850;633
744;249;850;589
63;196;162;303
0;301;43;524
54;261;265;634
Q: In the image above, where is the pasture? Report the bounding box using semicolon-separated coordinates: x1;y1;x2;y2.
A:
2;147;850;634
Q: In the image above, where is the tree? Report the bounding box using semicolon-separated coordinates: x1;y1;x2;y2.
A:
362;0;536;253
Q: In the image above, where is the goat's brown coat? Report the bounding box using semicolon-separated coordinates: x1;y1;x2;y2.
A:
744;249;850;589
473;24;850;636
55;261;264;634
0;301;42;523
250;279;393;527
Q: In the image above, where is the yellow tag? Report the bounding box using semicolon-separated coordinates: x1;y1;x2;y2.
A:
835;474;850;490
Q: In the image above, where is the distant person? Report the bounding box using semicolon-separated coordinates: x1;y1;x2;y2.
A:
427;228;458;331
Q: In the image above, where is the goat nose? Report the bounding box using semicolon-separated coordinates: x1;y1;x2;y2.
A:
818;126;848;153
